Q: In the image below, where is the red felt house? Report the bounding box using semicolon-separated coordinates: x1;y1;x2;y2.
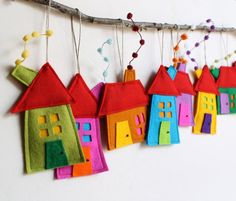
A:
99;79;149;150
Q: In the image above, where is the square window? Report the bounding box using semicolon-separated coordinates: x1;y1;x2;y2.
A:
53;126;62;135
231;102;235;108
39;129;49;138
231;95;235;100
82;135;92;142
159;112;165;118
210;98;214;103
167;102;171;108
204;96;208;101
38;115;46;124
76;122;80;130
202;104;207;109
209;105;213;110
167;112;172;118
137;128;142;135
159;102;164;109
83;123;91;131
50;114;59;123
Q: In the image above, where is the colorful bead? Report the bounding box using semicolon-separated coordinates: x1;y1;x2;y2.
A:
46;30;53;37
132;25;139;32
21;50;29;59
173;45;179;51
206;19;211;23
181;34;188;40
191;58;195;62
194;66;198;70
32;31;40;38
195;42;200;47
127;13;133;19
106;39;112;45
127;65;133;69
140;39;145;45
186;50;191;55
97;48;102;54
104;57;109;62
132;52;138;58
204;35;209;40
15;59;22;65
23;35;31;42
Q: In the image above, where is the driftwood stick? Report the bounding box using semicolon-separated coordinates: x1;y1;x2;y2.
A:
27;0;236;32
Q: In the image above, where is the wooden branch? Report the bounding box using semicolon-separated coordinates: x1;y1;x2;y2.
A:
27;0;236;32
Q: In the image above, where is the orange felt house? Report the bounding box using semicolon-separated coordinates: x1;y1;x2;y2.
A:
98;69;149;150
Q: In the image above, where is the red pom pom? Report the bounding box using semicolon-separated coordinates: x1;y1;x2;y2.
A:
127;13;133;19
132;25;139;32
140;39;145;45
127;65;133;69
132;52;138;58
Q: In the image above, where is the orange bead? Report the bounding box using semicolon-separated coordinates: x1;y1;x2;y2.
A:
181;33;188;40
173;45;179;51
183;59;188;64
172;58;178;63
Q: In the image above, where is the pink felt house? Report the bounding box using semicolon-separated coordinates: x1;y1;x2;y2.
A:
56;74;108;179
174;63;196;126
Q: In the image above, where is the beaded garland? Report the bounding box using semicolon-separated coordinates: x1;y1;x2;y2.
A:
185;19;215;70
126;12;145;69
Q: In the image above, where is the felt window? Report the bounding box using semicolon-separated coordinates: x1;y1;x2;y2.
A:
167;112;172;118
139;113;145;123
135;113;145;125
167;102;171;108
50;113;59;123
231;102;235;108
76;122;80;130
209;105;213;111
231;95;235;100
159;112;165;118
39;129;49;138
137;128;142;135
203;104;207;109
135;115;140;125
38;115;46;124
83;123;91;131
53;126;62;135
204;96;208;101
82;135;92;143
159;102;164;109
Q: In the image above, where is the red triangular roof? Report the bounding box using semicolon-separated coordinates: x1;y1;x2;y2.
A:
98;80;149;116
216;66;236;88
11;63;74;113
194;65;219;95
68;74;98;118
148;65;180;96
174;71;196;95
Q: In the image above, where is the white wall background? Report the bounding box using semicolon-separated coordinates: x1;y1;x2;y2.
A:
1;0;236;201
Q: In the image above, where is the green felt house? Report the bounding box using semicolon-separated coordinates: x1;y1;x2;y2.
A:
11;63;85;173
211;66;236;114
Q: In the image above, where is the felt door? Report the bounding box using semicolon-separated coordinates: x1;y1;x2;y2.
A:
201;113;212;134
179;103;191;126
45;140;68;169
220;93;229;114
116;121;133;148
159;121;171;145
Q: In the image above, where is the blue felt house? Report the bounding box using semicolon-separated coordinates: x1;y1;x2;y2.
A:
147;65;181;145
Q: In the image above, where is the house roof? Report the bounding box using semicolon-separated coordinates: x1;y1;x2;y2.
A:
68;74;98;118
174;71;196;95
98;80;149;116
216;66;236;88
194;65;219;95
148;65;180;96
11;62;74;113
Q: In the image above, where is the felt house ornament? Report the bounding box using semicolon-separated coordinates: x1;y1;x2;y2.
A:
56;74;108;179
193;65;219;134
147;65;180;145
98;69;149;150
175;63;196;126
211;66;236;114
11;63;85;173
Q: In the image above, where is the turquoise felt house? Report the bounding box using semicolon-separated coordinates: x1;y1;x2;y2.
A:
147;65;180;145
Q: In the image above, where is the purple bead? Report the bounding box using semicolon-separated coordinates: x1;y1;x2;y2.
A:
204;35;209;40
210;25;215;30
191;58;195;62
194;66;198;70
206;19;211;23
186;50;191;55
195;42;200;47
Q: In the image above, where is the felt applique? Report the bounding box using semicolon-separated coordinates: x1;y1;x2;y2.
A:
56;74;108;179
211;66;236;114
193;65;219;134
11;63;85;173
147;65;180;146
175;63;196;126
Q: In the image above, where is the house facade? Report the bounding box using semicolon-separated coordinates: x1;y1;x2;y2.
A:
147;65;180;145
193;65;219;134
11;63;85;173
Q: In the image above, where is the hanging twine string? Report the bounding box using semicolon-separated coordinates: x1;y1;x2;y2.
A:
157;28;164;65
203;39;207;65
45;0;52;62
70;9;82;73
115;20;124;70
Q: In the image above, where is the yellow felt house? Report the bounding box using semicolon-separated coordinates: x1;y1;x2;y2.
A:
193;65;219;134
